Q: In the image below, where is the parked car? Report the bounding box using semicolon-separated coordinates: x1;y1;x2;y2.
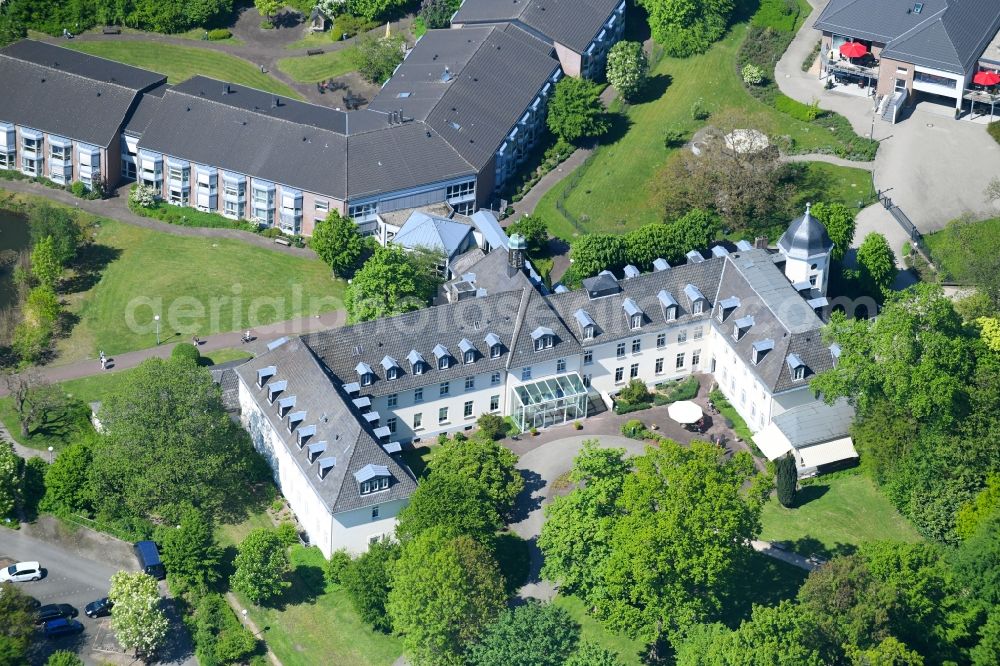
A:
42;618;84;639
0;561;42;582
85;597;113;618
36;603;78;624
133;541;166;580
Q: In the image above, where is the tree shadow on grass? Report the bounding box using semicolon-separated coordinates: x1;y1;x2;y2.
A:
274;563;325;609
786;536;856;560
61;243;121;295
719;550;809;628
794;483;830;507
631;73;673;106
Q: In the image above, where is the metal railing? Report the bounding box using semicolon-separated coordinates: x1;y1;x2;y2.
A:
823;56;879;79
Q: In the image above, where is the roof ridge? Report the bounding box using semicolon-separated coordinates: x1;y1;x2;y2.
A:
505;288;534;369
0;46;146;93
886;5;948;47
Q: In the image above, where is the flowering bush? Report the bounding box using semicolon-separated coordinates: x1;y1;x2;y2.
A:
129;184;159;209
742;63;764;85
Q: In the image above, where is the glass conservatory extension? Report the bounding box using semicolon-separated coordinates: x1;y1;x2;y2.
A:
511;373;588;431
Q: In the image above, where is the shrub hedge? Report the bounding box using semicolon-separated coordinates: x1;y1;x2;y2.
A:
206;28;232;40
774;94;819;121
989;121;1000;146
751;0;803;33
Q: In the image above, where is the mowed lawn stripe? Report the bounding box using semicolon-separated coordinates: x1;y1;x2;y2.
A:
65;40;304;99
277;48;357;83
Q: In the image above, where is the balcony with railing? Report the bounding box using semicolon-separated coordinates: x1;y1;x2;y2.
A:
822;54;879;81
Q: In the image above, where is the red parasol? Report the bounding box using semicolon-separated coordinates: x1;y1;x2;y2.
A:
839;42;868;58
973;70;1000;86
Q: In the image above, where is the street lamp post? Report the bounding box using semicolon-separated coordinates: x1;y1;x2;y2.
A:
47;446;53;463
154;315;160;345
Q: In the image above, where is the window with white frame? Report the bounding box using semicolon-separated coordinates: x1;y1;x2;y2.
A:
387;417;397;433
251;182;275;224
490;344;501;358
440;381;450;396
677;330;687;344
793;366;806;381
630;314;642;330
387;393;397;407
438;406;449;424
349;201;377;221
616;342;626;359
491;372;501;385
371;506;380;520
692;349;701;367
655;358;664;374
665;305;678;321
631;339;641;354
360;476;390;495
414;388;423;403
630;363;639;379
693;327;703;340
615;367;624;383
521;367;532;381
584;350;593;365
557;358;566;373
693;300;704;315
676;353;685;368
413;412;423;429
315;199;329;212
583;325;594;340
583;374;591;387
464;401;474;419
656;333;666;348
465;376;475;392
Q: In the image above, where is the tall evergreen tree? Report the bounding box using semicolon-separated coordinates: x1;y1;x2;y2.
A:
775;452;797;508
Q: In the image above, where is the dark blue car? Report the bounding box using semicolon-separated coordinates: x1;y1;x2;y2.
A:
43;618;84;638
85;597;113;618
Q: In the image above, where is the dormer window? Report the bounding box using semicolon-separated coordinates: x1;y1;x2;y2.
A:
751;339;774;365
787;354;808;381
356;362;374;387
381;355;401;381
718;297;740;322
658;290;678;322
256;365;276;388
459;338;477;364
433;344;451;370
317;456;336;480
407;349;426;375
355;464;391;495
531;326;555;352
266;380;287;404
306;440;326;461
733;317;754;341
574;309;597;340
794;366;805;380
387;367;399;380
485;332;503;358
623;298;643;330
684;284;707;316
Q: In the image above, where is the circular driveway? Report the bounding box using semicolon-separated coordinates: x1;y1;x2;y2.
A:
508;434;649;600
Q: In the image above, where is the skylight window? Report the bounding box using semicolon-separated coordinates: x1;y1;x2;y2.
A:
448;121;461;131
913;3;923;14
396;92;411;98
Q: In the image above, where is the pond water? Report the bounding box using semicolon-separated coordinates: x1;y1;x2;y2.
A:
0;208;30;311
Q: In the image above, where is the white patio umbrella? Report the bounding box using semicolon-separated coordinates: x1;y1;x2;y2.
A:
667;400;703;425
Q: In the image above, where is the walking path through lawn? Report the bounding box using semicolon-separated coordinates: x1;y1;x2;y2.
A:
1;180;316;258
0;310;344;398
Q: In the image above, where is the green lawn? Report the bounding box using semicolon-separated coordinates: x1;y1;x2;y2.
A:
535;19;867;239
760;472;922;557
792;162;874;210
64;41;303;98
553;595;646;665
56;217;344;360
285;31;338;50
277;48;357;83
923;216;1000;284
219;519;403;666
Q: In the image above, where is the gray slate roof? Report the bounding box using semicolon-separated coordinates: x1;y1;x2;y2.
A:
0;40;166;147
777;206;834;260
123;83;168;137
453;0;622;53
209;358;250;412
445;247;534;297
304;290;526;398
815;0;1000;73
371;27;560;169
770;397;855;448
235;339;415;514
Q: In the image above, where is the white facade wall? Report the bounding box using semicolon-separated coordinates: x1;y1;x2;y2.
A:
238;378;405;557
782;252;831;295
710;326;774;432
370;368;508;442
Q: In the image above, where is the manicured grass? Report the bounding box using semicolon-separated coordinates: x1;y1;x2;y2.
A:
923;216;1000;284
760;471;922;557
277;48;357;83
219;516;403;666
64;41;303;99
285;31;338;50
56;217;344;360
553;595;646;666
535;19;865;239
792;162;874;210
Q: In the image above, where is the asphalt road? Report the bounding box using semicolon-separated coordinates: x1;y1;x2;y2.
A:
0;527;196;665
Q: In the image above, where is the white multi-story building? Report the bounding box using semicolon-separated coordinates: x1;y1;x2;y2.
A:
232;207;857;556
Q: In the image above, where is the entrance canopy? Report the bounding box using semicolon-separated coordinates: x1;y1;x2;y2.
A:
511;373;588;432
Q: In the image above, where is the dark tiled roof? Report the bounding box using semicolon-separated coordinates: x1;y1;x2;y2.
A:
0;40;166;146
209;358;249;412
123;83;168;137
304;290;527;398
137;86;350;197
777;207;834;259
453;0;622;53
235;339;415;514
815;0;1000;73
446;248;534;297
507;288;581;369
548;259;725;347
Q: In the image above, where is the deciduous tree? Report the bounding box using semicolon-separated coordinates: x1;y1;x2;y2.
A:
639;0;735;57
395;472;502;544
353;34;406;84
388;528;506;666
40;435;94;515
341;538;399;632
547;77;609;144
810;202;856;262
506;215;549;254
427;436;523;519
0;443;20;519
606;41;648;101
345;245;436;322
568;234;627;281
467;601;580;666
30;235;61;290
45;651;85;666
856;232;896;296
109;571;170;660
28;205;81;267
254;0;281;22
156;505;222;594
91;358;266;524
0;582;40;664
230;528;290;605
566;641;625;666
310;210;365;277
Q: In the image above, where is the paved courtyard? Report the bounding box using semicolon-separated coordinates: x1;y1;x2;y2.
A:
775;0;1000;246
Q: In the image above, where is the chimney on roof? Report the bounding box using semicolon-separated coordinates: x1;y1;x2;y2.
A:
754;236;768;250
